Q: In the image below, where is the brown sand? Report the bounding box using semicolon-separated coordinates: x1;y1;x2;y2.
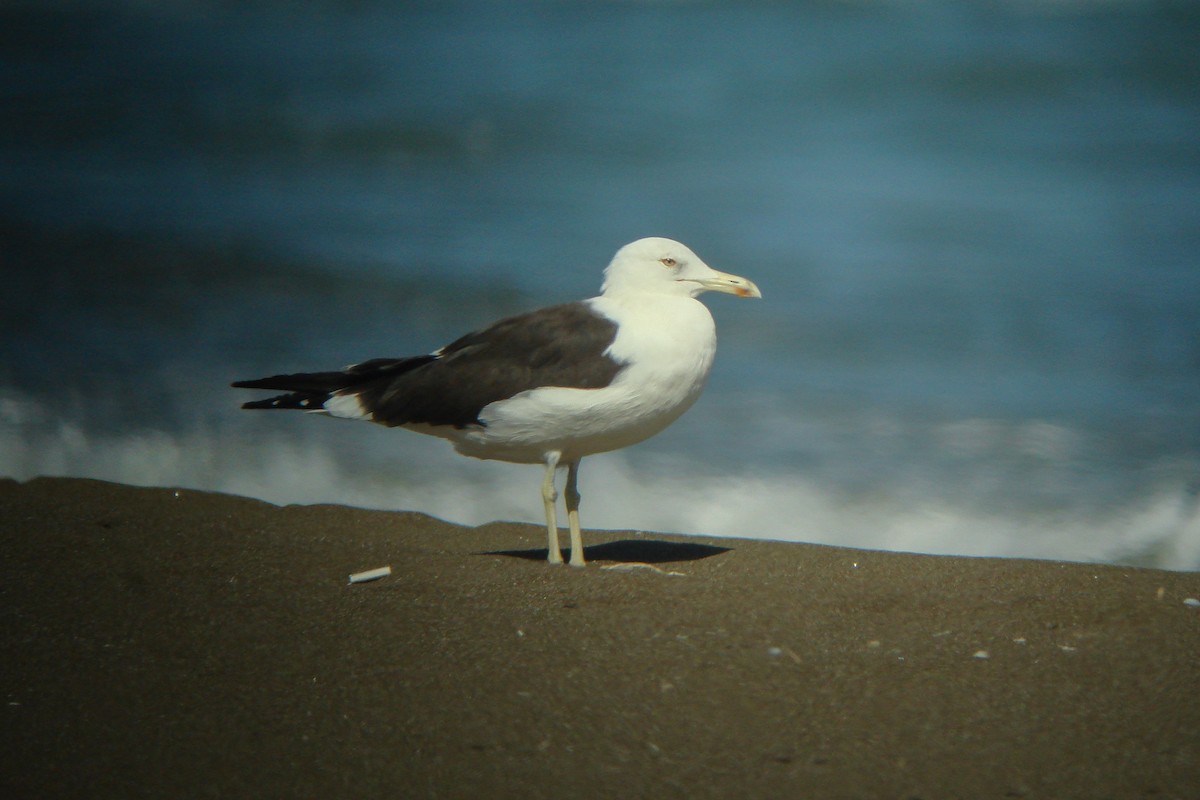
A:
1;477;1197;798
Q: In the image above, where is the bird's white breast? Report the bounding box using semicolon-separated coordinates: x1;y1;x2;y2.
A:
597;293;717;409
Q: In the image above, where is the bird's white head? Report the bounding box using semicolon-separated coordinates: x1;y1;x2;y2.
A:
600;237;762;300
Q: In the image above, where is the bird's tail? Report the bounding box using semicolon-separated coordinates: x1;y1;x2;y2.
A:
231;356;435;413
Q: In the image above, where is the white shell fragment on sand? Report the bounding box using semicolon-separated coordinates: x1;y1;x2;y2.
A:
348;565;392;584
599;562;685;576
1184;597;1200;608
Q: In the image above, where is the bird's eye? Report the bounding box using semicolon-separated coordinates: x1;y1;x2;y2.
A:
660;257;677;268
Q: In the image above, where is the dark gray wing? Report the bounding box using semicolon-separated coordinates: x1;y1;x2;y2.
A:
233;302;624;429
362;302;623;428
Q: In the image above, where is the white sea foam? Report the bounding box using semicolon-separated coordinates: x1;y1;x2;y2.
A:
3;394;1196;571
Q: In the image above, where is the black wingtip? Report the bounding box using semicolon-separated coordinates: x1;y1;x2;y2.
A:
231;377;281;390
238;391;333;411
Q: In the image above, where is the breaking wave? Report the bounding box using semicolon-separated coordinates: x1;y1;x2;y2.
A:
3;388;1196;571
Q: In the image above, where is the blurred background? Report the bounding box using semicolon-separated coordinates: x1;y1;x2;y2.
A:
2;0;1198;568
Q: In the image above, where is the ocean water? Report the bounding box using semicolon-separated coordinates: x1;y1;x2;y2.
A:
3;0;1198;569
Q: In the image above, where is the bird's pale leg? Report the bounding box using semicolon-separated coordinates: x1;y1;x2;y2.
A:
541;451;564;565
564;459;586;568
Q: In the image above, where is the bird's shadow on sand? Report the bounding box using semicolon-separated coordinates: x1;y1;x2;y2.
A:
484;539;731;565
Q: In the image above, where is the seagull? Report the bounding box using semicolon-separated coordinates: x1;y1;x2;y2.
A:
232;237;761;566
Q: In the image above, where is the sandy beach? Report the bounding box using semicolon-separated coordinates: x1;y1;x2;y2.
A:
1;476;1196;798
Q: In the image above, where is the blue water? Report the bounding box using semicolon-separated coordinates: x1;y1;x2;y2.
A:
3;1;1198;569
